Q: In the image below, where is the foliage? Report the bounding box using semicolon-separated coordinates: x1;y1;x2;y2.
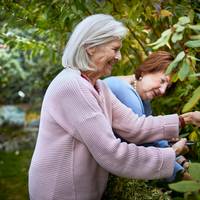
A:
102;175;171;200
169;163;200;200
149;15;200;113
1;0;199;110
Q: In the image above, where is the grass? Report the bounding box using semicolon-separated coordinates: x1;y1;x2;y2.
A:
0;150;33;200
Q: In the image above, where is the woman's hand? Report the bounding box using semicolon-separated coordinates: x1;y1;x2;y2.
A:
172;138;189;156
181;111;200;127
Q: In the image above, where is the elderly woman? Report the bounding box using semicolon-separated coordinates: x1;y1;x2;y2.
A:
29;14;189;200
104;51;190;182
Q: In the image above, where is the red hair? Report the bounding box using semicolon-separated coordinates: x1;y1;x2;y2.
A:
135;51;174;80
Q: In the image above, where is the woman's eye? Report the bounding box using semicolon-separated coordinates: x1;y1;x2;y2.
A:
160;79;165;84
113;48;118;52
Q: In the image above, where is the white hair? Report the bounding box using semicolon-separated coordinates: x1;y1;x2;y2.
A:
62;14;128;71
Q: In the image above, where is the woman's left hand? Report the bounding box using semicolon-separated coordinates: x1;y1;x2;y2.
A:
172;138;189;156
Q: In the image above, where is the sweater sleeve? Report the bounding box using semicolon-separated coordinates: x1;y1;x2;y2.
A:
76;113;176;179
47;77;176;179
106;85;180;144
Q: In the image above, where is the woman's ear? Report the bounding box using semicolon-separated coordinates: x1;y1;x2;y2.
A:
86;46;96;56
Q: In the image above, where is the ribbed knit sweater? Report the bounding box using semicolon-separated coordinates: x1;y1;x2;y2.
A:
29;68;179;200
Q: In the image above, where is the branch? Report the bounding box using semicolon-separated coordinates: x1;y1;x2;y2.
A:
127;25;148;56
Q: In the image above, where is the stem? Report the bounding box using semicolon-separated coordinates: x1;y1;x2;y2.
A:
127;25;148;56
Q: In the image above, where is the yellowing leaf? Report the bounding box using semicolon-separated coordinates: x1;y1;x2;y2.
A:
189;131;198;141
160;9;172;17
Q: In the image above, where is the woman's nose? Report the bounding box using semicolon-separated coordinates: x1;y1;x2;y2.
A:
159;84;168;94
115;51;121;60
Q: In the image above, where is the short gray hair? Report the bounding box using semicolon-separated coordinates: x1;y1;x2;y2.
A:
62;14;128;71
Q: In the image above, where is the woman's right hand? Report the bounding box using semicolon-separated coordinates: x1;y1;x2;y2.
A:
181;111;200;127
172;138;189;156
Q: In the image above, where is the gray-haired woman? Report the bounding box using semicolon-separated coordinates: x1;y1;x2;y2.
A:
28;14;190;200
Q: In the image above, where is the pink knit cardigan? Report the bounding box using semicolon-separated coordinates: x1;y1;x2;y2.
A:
29;68;179;200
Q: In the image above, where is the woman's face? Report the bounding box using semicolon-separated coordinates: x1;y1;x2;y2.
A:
88;39;122;77
138;71;170;100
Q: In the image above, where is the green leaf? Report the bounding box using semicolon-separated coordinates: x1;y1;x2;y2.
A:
152;30;172;50
187;55;200;62
165;62;178;75
188;24;200;31
173;51;186;63
189;163;200;181
182;86;200;112
189;35;200;40
174;24;185;32
178;58;190;81
172;32;183;43
169;181;200;192
185;40;200;48
148;29;172;46
178;16;190;26
152;37;170;50
166;51;185;74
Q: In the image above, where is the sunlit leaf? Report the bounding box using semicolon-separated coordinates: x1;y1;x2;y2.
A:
177;16;190;26
182;86;200;112
172;32;183;43
188;24;200;31
166;51;185;74
185;40;200;48
189;35;200;40
148;29;172;46
174;24;185;32
173;51;186;63
178;58;189;81
187;55;200;62
152;30;172;50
